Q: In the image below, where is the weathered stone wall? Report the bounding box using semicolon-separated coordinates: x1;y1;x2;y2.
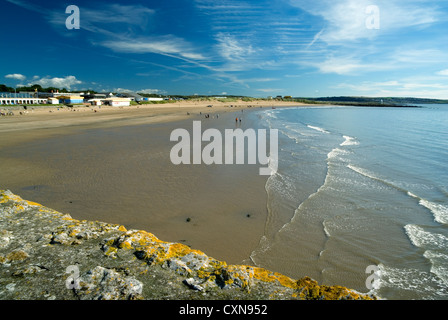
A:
0;189;377;300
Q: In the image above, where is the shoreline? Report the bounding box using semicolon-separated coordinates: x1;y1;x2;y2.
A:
0;99;304;149
0;99;302;130
0;100;301;266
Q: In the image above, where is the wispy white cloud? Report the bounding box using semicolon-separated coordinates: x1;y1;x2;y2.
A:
82;4;155;26
317;59;363;75
436;69;448;76
243;78;280;82
7;0;205;64
115;88;166;95
24;75;82;90
194;0;261;10
4;73;82;90
138;88;166;95
46;3;155;36
101;36;206;61
308;56;392;75
5;0;40;12
256;88;285;93
335;79;448;99
194;0;266;31
5;73;26;81
288;0;440;44
5;73;83;89
306;28;325;49
391;49;447;64
214;32;257;62
301;45;448;76
6;0;448;98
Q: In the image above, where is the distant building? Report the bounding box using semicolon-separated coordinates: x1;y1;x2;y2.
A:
38;91;77;98
116;92;144;102
104;97;131;107
87;99;104;106
37;92;54;98
48;97;59;104
82;93;107;100
0;92;46;105
58;95;84;104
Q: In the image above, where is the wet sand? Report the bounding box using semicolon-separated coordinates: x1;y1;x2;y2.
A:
0;100;302;264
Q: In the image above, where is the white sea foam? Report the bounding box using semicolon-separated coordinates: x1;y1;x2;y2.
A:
404;224;448;249
265;170;297;204
327;148;348;160
347;166;448;226
407;192;448;225
419;199;448;225
376;264;448;298
424;250;448;285
340;135;359;146
263;110;278;120
407;191;419;199
307;125;330;134
281;128;301;144
347;164;379;181
249;235;272;267
323;221;331;237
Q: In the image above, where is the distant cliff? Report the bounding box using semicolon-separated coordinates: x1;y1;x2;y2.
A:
0;189;377;300
293;96;448;106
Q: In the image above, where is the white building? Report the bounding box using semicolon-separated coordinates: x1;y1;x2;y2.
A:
0;92;47;105
48;97;59;104
88;99;104;106
104;97;131;107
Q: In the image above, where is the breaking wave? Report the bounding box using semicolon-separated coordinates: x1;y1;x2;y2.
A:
307;125;330;134
408;192;448;225
340;135;359;146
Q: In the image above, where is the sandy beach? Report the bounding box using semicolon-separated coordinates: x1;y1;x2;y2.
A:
0;99;302;143
0;99;305;265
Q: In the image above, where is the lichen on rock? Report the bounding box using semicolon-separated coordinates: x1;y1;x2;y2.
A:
74;266;144;300
0;189;379;300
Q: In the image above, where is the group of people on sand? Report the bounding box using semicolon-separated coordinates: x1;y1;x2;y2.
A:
198;111;219;119
194;111;244;123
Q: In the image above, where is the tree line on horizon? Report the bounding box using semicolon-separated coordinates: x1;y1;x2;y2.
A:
2;84;447;104
0;84;73;94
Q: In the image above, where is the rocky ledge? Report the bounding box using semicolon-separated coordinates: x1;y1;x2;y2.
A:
0;189;377;300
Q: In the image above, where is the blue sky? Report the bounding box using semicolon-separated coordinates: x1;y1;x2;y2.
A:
2;0;448;98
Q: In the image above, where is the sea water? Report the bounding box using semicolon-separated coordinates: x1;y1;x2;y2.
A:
2;105;447;299
249;105;448;300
